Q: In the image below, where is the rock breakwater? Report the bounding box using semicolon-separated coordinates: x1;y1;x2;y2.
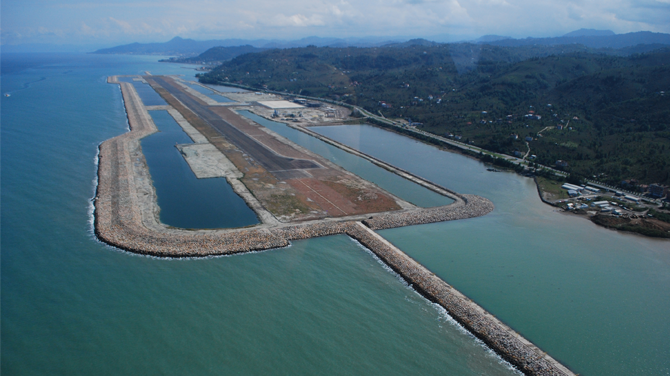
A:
348;223;574;376
93;76;574;375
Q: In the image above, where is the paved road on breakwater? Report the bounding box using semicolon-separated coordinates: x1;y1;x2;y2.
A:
151;77;320;174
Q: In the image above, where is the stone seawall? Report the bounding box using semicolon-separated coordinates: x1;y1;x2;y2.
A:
94;76;574;375
348;222;574;376
96;76;496;258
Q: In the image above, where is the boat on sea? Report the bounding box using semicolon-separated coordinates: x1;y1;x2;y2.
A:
4;93;10;97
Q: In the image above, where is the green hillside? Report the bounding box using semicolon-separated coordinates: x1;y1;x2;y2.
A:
200;44;670;187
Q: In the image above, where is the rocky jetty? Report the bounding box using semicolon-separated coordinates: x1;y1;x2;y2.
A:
93;77;574;375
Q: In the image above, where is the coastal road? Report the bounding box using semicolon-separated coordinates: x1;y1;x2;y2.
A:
151;76;320;174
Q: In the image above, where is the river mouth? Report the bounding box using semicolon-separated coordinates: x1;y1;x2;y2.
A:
140;109;259;229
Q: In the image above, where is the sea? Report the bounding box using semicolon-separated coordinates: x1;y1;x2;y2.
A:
1;53;669;376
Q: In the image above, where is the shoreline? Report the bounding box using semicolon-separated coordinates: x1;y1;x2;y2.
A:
364;120;669;240
94;75;575;375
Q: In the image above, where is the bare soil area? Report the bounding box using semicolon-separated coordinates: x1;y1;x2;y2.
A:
591;214;670;238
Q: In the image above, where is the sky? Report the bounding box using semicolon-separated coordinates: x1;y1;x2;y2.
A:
2;0;670;47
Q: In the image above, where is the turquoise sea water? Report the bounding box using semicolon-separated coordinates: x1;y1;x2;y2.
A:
313;124;670;376
2;54;518;375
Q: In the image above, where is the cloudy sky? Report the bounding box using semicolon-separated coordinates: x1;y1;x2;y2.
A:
3;0;670;46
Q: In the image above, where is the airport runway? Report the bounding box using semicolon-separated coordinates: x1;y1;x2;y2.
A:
151;77;320;173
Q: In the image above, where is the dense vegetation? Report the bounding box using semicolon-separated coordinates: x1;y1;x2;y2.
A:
164;45;268;64
201;42;670;186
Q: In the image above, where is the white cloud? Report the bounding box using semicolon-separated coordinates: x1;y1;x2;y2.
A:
270;14;326;27
2;0;670;45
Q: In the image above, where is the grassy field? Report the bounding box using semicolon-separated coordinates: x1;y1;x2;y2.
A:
535;176;569;202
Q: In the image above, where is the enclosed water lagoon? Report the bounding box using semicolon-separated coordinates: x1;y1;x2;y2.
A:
187;83;234;103
117;77;167;106
237;110;453;208
203;83;247;93
140;110;259;228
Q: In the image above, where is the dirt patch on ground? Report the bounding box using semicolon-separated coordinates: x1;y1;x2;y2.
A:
591;215;670;238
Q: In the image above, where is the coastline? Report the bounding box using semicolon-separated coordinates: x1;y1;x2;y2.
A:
363;120;670;240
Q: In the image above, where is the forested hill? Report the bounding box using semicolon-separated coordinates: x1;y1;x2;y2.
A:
92;36;245;56
201;44;670;186
490;31;670;49
160;45;269;64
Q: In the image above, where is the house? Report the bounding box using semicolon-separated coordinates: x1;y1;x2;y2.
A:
556;124;564;130
625;195;640;203
514;151;522;157
556;160;569;168
562;183;582;192
649;184;666;198
525;136;533;142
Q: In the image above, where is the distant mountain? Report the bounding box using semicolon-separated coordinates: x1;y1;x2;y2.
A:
262;36;399;48
383;38;441;48
489;31;670;49
563;29;615;37
93;36;403;56
162;45;269;64
474;35;512;43
92;36;262;56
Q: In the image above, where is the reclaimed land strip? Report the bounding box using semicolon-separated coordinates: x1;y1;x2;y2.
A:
94;76;574;376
